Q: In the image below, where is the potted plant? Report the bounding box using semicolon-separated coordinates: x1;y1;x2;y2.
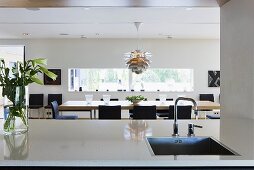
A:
0;58;57;134
126;95;145;104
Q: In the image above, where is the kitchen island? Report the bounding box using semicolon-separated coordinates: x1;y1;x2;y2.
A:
0;119;254;169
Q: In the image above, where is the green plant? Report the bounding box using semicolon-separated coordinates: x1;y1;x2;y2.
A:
0;58;57;133
126;95;145;103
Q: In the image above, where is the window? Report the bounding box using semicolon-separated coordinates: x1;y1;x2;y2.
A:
68;68;193;92
0;46;24;107
131;69;193;92
69;69;129;91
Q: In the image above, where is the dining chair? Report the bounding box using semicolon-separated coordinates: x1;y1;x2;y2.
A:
44;94;62;118
100;98;119;101
155;98;173;101
155;98;173;118
199;94;215;119
28;94;44;119
98;105;121;119
167;105;192;119
132;105;157;119
199;94;214;102
48;94;62;106
51;101;78;120
129;98;148;118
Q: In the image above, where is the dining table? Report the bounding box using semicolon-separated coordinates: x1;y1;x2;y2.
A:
59;100;220;119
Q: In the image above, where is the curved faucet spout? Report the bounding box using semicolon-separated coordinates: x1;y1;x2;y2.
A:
173;97;198;136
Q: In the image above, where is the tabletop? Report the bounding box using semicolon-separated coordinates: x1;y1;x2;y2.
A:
59;100;220;111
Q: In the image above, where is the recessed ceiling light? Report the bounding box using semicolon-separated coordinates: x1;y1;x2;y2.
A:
26;8;40;11
59;33;69;36
185;7;193;11
83;8;90;10
22;33;31;36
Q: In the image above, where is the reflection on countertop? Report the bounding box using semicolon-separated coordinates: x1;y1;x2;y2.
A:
4;132;29;160
124;120;152;141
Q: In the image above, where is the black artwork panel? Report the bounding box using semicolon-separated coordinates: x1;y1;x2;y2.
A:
44;69;61;85
208;71;220;87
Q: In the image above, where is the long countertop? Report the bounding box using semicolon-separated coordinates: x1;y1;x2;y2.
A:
0;119;254;167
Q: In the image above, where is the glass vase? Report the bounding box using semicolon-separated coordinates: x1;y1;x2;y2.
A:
3;86;28;135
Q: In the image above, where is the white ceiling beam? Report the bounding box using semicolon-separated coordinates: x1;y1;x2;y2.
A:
0;0;219;8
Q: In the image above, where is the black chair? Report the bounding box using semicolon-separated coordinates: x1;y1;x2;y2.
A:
44;94;62;118
155;98;173;118
100;98;119;101
155;98;173;101
168;105;192;119
132;106;157;119
51;101;78;120
98;105;121;119
28;94;44;118
45;94;62;109
129;98;148;118
199;94;215;117
199;94;214;102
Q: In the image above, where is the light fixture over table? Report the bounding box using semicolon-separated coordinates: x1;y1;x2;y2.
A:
124;22;152;74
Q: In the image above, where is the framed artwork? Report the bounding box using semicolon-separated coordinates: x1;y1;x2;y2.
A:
44;69;61;85
208;70;220;87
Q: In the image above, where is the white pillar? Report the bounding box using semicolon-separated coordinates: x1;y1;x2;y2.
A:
221;0;254;119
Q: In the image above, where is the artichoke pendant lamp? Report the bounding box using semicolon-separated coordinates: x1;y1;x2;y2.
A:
124;22;152;74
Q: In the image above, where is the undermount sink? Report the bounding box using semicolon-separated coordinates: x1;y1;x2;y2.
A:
146;137;239;156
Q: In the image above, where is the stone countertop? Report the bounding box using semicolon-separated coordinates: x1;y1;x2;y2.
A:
0;119;253;167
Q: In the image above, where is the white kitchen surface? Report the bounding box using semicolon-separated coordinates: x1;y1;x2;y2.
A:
0;119;253;167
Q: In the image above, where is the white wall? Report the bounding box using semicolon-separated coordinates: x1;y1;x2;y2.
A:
0;46;24;105
0;39;220;104
221;0;254;119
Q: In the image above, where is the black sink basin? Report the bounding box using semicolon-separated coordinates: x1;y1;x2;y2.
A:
146;137;238;156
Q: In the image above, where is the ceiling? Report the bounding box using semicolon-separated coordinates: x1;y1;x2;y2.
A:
0;7;220;39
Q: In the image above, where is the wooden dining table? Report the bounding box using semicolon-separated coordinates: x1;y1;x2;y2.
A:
59;100;220;119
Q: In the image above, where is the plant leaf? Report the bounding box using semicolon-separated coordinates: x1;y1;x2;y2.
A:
45;70;57;80
39;66;57;80
32;58;47;65
38;65;48;73
30;76;43;85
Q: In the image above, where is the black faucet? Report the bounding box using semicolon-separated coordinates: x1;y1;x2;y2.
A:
187;123;203;137
173;97;198;136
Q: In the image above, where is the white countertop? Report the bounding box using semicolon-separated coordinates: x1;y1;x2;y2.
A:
0;119;253;167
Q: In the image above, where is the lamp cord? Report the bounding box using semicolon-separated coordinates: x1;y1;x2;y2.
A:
134;22;142;50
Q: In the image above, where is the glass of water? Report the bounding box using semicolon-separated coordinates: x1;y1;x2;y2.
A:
103;95;111;105
85;94;93;104
159;94;167;103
